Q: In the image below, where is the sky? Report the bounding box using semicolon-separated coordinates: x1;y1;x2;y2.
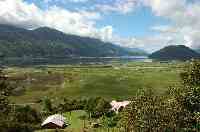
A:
0;0;200;53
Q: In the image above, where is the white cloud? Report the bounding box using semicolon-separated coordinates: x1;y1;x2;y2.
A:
0;0;112;39
99;26;113;41
136;0;200;51
151;25;178;33
0;0;43;29
68;0;89;2
93;0;200;51
109;34;175;53
0;0;148;51
96;0;139;14
43;0;89;4
143;0;186;18
0;0;200;52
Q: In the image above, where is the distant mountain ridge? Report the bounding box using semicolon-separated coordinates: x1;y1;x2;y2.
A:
124;48;148;56
196;49;200;53
149;45;200;60
0;24;146;58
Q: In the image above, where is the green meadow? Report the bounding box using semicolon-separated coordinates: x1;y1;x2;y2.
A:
7;61;185;104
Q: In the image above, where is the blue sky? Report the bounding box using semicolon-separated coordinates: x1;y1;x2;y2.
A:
26;0;170;37
0;0;200;52
96;7;170;37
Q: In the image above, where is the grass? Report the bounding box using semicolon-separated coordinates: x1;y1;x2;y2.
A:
64;110;87;129
8;62;184;104
37;110;121;132
37;110;92;132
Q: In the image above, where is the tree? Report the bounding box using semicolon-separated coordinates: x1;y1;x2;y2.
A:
119;60;200;132
41;96;53;115
176;60;200;130
0;69;41;132
14;105;41;124
84;97;111;119
101;111;120;128
93;98;111;118
179;60;200;112
119;89;189;132
164;60;200;130
0;69;13;130
56;98;86;113
181;60;200;87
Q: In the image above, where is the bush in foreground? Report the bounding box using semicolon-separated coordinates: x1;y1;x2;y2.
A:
120;60;200;132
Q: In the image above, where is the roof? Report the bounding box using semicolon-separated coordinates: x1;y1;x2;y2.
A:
110;100;130;113
41;114;66;127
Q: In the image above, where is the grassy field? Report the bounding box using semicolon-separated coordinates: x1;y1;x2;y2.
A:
37;110;120;132
5;61;187;132
64;110;87;129
7;61;185;104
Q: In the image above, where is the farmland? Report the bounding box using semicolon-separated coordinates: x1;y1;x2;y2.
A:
2;60;197;132
7;61;185;104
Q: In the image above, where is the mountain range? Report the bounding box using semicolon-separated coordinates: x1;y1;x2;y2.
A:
0;24;146;58
149;45;200;60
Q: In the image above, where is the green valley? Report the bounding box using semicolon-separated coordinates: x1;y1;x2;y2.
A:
7;62;183;104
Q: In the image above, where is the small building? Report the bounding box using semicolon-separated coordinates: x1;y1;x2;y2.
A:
41;114;68;129
110;100;130;113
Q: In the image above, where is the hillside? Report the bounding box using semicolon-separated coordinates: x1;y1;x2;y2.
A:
0;24;145;58
149;45;200;60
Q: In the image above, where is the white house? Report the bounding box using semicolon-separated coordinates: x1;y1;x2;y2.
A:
110;100;130;113
41;114;68;129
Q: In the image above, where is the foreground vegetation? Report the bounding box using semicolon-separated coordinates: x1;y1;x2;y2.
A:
1;61;200;132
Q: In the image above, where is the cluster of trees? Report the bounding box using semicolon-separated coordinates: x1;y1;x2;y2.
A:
120;60;200;131
41;97;86;115
84;97;111;119
0;70;41;132
40;96;119;128
41;97;112;119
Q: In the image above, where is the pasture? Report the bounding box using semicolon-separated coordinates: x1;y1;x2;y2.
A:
7;61;185;104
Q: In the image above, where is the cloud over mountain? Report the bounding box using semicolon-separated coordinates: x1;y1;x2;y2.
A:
142;0;200;50
0;0;199;52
